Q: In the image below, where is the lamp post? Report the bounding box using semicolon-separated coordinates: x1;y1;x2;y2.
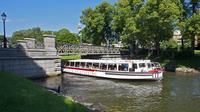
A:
1;12;7;48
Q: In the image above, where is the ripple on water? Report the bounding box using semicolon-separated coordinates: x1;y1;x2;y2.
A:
62;74;163;111
34;73;200;112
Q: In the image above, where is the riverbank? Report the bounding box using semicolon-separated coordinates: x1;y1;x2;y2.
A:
159;58;200;73
0;72;87;112
157;51;200;73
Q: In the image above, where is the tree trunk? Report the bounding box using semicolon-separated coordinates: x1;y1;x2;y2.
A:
155;41;160;56
129;40;136;57
190;0;197;56
191;33;195;55
181;37;184;51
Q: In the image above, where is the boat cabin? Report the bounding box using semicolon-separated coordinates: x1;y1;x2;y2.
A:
64;59;158;73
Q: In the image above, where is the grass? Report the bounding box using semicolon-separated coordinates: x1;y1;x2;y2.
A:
195;50;200;55
59;55;81;60
0;72;87;112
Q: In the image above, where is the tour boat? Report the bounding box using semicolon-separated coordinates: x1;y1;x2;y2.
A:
63;59;164;81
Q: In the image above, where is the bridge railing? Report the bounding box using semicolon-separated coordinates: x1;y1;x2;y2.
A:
57;44;121;55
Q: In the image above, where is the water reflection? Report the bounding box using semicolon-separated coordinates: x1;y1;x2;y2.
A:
158;72;200;112
34;72;200;112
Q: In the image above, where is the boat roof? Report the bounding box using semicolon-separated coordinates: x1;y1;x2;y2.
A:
68;59;151;64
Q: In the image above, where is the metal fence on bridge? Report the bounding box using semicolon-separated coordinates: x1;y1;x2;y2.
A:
57;44;122;55
0;43;128;55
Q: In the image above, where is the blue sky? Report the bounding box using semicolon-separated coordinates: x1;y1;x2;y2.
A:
0;0;117;37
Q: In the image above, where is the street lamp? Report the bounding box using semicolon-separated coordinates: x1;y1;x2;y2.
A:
1;12;7;48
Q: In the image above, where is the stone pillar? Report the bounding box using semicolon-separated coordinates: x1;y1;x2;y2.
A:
24;38;36;49
16;40;27;49
43;35;57;56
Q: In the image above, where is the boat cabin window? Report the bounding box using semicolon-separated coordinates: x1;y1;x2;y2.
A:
93;63;99;69
86;62;92;68
75;62;80;67
130;63;137;71
70;62;74;66
108;64;117;71
154;62;160;67
80;62;85;68
100;63;107;70
139;63;145;68
151;63;155;68
65;61;70;67
147;63;151;68
118;64;128;71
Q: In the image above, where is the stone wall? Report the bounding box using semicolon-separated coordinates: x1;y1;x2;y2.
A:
0;35;61;78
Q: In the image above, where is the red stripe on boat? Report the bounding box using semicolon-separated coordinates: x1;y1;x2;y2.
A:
148;69;160;73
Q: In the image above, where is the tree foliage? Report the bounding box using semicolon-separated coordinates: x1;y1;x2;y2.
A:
185;10;200;36
138;0;182;54
113;0;144;43
0;35;3;42
184;10;200;52
80;1;114;45
179;0;200;55
11;27;43;44
55;28;79;45
80;0;184;55
11;27;79;46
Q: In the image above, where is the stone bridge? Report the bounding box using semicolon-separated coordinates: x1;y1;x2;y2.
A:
0;35;61;78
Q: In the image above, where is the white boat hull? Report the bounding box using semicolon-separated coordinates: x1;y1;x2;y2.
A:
63;67;163;81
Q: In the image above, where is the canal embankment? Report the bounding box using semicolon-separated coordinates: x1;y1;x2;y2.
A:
158;55;200;73
0;72;90;112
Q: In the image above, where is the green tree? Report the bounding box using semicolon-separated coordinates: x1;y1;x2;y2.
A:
11;31;25;44
0;35;3;42
80;27;93;44
11;27;43;44
175;0;200;54
80;1;114;45
113;0;144;55
43;30;56;35
138;0;182;55
184;10;200;52
55;28;79;45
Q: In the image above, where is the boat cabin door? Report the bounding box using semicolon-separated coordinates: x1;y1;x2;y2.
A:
134;62;148;72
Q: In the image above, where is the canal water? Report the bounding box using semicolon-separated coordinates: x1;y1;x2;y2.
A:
35;72;200;112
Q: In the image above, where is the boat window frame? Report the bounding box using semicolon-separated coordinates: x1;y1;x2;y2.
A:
118;63;129;72
75;62;80;67
70;62;75;67
80;62;85;68
100;63;108;71
131;63;138;71
93;63;99;70
65;61;70;67
108;63;117;71
86;62;93;69
139;63;146;68
147;63;151;68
